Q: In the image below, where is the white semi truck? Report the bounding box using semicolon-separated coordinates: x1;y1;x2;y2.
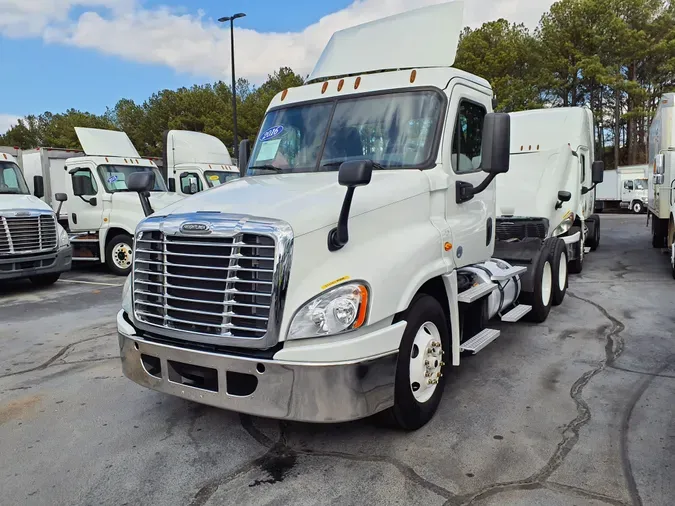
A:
117;2;567;430
496;108;604;296
595;165;648;214
646;93;675;275
22;128;183;276
0;148;72;285
162;130;240;197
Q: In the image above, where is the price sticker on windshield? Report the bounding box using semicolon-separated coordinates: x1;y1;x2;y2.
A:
260;125;284;142
107;175;118;183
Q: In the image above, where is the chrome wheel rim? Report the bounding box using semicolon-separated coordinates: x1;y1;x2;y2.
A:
112;242;133;270
541;261;553;307
409;322;443;403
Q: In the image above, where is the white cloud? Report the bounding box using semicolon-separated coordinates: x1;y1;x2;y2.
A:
0;114;21;134
1;0;554;83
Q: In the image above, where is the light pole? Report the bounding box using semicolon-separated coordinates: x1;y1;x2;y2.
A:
218;12;246;161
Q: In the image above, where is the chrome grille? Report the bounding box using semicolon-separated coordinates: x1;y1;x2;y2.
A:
133;231;276;340
0;213;57;255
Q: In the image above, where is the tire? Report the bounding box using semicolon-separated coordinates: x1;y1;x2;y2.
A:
106;234;134;276
652;217;666;248
545;237;568;306
568;226;584;274
671;234;675;280
29;273;61;287
587;215;600;252
385;294;450;431
632;201;643;214
520;251;554;323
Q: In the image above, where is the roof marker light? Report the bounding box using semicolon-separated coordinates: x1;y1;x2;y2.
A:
321;82;328;94
281;89;288;101
410;70;417;83
338;79;344;92
354;77;361;89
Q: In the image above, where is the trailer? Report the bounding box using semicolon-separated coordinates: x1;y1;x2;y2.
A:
118;1;569;430
595;165;648;213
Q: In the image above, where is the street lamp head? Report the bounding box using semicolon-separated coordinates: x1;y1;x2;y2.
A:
218;13;246;23
232;13;246;19
218;16;231;22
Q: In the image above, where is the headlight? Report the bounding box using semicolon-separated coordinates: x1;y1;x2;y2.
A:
122;274;133;315
552;212;575;237
57;224;69;249
288;282;369;340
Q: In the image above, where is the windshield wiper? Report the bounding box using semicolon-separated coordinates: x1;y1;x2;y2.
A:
322;161;388;170
249;165;284;173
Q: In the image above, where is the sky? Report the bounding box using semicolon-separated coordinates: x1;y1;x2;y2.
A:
0;0;555;135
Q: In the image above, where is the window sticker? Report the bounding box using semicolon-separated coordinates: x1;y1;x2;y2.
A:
107;175;118;183
260;125;284;142
255;139;282;162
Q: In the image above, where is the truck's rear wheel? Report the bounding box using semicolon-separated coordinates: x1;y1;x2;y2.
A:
568;226;583;274
106;234;133;276
586;215;600;251
545;238;567;306
386;294;449;431
521;252;553;323
29;273;61;287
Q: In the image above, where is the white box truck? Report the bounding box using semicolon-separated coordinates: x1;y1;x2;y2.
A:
162;130;240;196
0;148;72;285
595;165;648;214
117;2;569;430
646;93;675;275
23;128;183;276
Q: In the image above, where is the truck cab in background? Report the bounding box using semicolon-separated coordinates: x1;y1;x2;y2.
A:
0;148;72;285
163;130;240;197
23;128;183;276
496;108;604;286
118;2;569;430
595;165;648;214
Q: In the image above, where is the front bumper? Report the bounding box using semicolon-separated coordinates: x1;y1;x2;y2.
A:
0;246;73;281
118;311;400;423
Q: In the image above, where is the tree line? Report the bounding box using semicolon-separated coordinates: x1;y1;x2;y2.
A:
2;0;674;168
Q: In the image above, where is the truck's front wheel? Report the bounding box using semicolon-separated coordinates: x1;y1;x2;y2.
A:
546;238;568;306
106;234;133;276
386;294;449;431
632;201;644;214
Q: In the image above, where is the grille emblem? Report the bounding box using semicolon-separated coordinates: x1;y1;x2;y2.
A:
180;222;211;234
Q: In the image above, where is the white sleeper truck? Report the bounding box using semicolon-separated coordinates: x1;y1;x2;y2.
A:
0;149;72;285
117;2;565;430
23;128;183;276
595;165;648;214
163;130;240;197
495;108;604;302
646;93;675;275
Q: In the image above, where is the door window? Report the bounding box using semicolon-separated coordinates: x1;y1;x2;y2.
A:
451;100;487;174
624;180;634;191
180;172;202;194
71;168;98;195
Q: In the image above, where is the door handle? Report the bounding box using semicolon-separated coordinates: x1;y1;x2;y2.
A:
72;213;78;225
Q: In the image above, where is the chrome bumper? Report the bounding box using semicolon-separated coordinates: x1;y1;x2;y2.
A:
119;315;398;423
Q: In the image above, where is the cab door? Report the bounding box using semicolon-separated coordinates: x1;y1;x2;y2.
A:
443;84;495;267
622;179;636;204
67;164;104;232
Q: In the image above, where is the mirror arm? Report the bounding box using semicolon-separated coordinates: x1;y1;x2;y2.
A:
328;187;356;252
555;201;563;210
138;191;154;217
581;183;598;196
456;173;497;204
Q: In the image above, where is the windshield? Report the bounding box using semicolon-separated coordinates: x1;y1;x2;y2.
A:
634;179;647;190
97;164;167;192
247;90;444;175
204;170;240;187
0;162;30;195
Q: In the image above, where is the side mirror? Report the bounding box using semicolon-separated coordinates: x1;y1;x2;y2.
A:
338;160;373;187
238;139;251;177
328;160;374;252
168;178;176;193
481;113;511;175
189;177;199;194
655;153;665;175
33;175;45;199
556;190;572;210
127;172;155;217
655;174;665;185
127;172;155;193
592;161;605;184
55;192;68;202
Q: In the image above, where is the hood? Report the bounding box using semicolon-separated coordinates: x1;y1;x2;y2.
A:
166;130;233;168
155;170;430;237
111;191;184;214
0;194;53;213
497;147;577;220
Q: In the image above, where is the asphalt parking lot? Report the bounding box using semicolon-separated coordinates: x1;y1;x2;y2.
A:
1;214;673;506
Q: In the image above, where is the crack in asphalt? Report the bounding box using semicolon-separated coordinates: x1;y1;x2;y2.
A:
620;356;675;506
445;292;626;506
544;481;631;506
0;325;116;379
608;364;675;380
